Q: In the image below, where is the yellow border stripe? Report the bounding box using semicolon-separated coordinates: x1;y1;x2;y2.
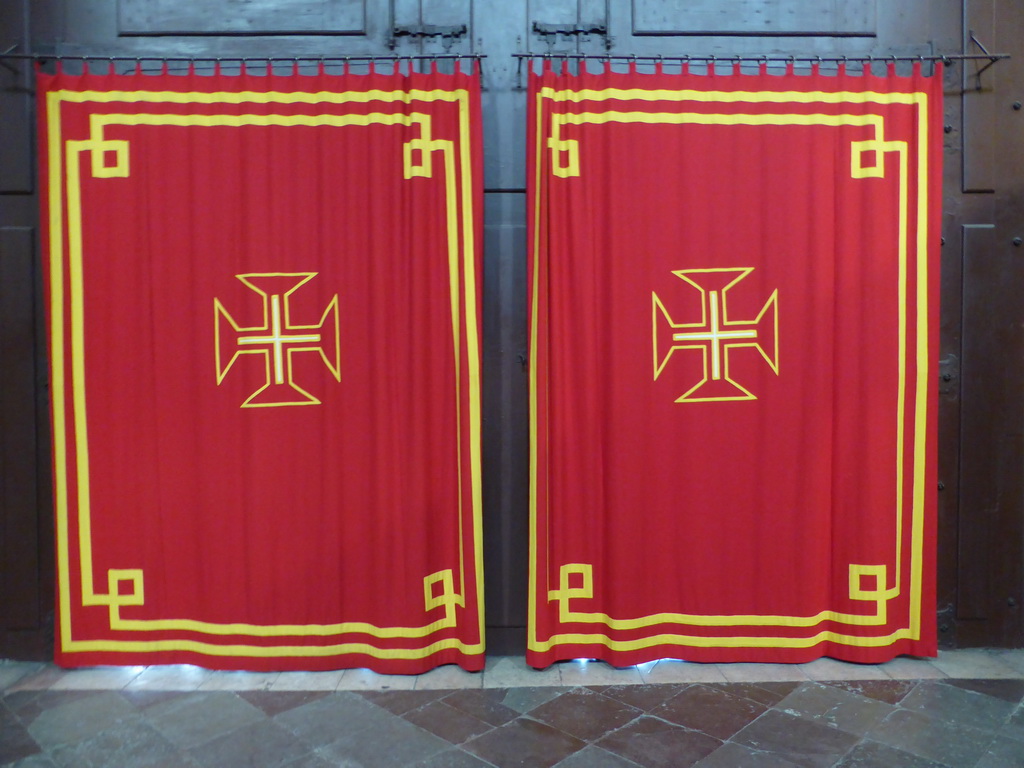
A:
48;87;484;658
529;86;931;652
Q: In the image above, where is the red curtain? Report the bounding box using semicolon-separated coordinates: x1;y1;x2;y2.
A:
40;61;484;673
528;60;941;666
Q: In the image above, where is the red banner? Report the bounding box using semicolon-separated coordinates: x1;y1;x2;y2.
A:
40;63;484;673
528;62;941;665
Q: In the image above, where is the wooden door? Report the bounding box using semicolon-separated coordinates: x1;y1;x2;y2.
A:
1;0;1021;658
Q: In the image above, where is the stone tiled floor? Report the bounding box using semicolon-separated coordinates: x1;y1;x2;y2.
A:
2;650;1024;767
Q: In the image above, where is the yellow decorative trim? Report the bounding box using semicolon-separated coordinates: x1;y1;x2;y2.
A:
214;272;342;408
99;567;461;640
529;85;932;652
653;267;779;402
47;86;485;658
547;563;594;623
79;120;130;177
545;563;893;637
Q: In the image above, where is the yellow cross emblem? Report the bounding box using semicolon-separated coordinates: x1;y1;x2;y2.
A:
214;273;341;407
653;268;779;402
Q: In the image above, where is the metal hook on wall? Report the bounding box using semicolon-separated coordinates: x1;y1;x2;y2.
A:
0;43;20;74
968;30;1002;90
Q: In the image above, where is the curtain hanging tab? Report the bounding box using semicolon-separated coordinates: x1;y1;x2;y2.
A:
511;52;1008;66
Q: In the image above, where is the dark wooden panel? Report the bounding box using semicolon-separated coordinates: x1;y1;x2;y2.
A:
55;0;390;57
962;0;996;192
391;0;473;56
480;0;525;186
956;223;1024;641
936;58;966;648
482;193;529;631
0;71;33;194
419;0;472;28
478;0;528;652
118;0;366;35
530;0;579;27
0;227;40;631
603;0;947;60
630;0;876;37
527;0;609;56
0;0;32;193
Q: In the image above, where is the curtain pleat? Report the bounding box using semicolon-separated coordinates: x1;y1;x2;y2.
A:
40;61;485;673
527;60;942;666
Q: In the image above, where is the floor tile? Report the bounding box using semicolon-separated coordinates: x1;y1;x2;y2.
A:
4;690;97;728
776;682;895;736
599;683;688;712
0;663;45;692
316;711;450;767
652;684;766;740
414;664;484;690
357;689;446;715
638;660;728;684
402;699;493;744
4;757;62;768
529;688;641;741
279;753;335;768
597;715;721;768
26;691;139;748
123;665;213;692
930;649;1022;679
48;718;186;768
0;709;42;764
990;649;1024;675
268;671;344;692
143;692;264;749
187;719;310;768
463;717;586;768
553;744;643;767
695;741;802;767
867;708;996;767
898;680;1017;732
1000;704;1024;743
196;670;282;691
411;747;497;768
706;681;800;707
832;739;947;768
441;688;520;726
334;668;417;691
976;734;1024;768
799;658;891;681
5;667;70;693
731;709;860;767
118;690;192;710
483;656;562;688
274;691;398;748
877;656;947;680
820;679;917;705
49;666;145;690
556;661;644;687
4;652;1024;768
719;662;812;683
499;686;569;714
945;677;1024;704
237;690;329;717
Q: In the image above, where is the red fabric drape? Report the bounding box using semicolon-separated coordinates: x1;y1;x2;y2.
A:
528;61;941;666
40;62;485;673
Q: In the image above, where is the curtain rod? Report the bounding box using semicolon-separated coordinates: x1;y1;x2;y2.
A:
512;53;1007;64
0;53;485;63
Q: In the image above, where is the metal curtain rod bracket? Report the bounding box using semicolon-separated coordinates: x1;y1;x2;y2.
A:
968;30;1002;86
0;43;18;73
511;52;1009;64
